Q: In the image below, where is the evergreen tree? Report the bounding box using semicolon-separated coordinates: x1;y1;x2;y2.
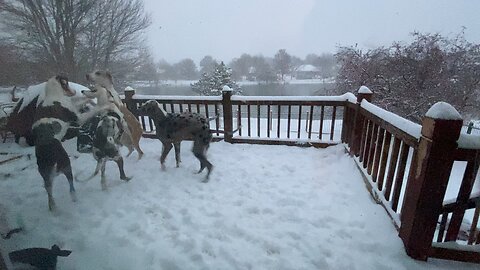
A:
191;62;242;96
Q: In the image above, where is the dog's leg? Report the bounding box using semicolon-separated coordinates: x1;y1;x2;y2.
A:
62;165;77;202
192;141;213;182
173;142;181;168
100;159;107;191
134;141;144;160
126;145;134;157
114;156;131;181
39;168;56;211
160;142;173;170
54;140;76;202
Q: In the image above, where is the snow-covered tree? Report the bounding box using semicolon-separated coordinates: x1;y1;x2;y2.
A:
191;62;242;96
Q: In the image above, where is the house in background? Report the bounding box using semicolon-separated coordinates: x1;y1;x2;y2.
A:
294;64;321;79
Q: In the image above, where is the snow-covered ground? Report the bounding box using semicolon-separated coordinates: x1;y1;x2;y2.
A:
0;139;477;269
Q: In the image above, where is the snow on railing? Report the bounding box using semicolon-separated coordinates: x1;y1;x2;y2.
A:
231;92;357;103
126;94;223;101
360;100;422;139
457;133;480;150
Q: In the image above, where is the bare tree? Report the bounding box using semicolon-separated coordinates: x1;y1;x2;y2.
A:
336;32;480;122
0;0;150;81
273;49;291;80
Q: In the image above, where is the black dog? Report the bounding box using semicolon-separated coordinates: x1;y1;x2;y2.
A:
9;244;71;270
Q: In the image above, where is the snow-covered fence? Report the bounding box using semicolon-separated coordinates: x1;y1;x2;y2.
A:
123;88;355;147
343;88;480;264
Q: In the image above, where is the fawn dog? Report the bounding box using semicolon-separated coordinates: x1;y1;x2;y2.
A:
86;70;144;159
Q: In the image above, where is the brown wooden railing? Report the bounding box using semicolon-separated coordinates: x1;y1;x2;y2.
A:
342;89;480;264
123;89;354;147
123;87;480;264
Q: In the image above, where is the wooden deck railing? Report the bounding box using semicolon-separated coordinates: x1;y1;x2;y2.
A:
123;87;480;264
123;89;355;147
342;88;480;264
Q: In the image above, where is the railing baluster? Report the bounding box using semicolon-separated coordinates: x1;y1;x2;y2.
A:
372;128;385;183
362;121;374;168
179;103;184;113
247;104;251;137
445;156;480;242
188;103;192;112
366;124;379;174
196;104;200;113
308;106;314;139
384;137;401;200
215;104;220;136
277;105;281;138
238;105;242;136
319;106;324;140
205;104;209;119
140;116;146;131
297;105;302;139
391;142;410;212
257;105;261;137
330;106;336;140
267;105;271;138
287;105;291;139
148;117;154;132
377;131;392;190
437;212;449;242
170;103;175;113
468;206;480;245
358;118;368;162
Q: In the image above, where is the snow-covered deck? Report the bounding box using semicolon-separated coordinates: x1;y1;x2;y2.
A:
0;139;477;269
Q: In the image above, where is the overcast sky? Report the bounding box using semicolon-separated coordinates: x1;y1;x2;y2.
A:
143;0;480;64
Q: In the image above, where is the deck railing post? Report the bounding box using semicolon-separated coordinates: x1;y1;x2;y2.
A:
124;88;136;115
222;87;233;143
399;102;463;261
349;86;373;156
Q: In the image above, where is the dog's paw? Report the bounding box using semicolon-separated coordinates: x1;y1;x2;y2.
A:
70;192;77;202
121;176;132;182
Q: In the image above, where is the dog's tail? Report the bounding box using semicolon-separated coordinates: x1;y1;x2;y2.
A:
208;114;219;122
210;126;241;136
75;171;98;182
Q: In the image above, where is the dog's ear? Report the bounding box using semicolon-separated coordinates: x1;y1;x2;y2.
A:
51;245;72;257
55;75;69;92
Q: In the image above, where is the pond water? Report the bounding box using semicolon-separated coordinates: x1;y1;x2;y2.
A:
134;82;337;96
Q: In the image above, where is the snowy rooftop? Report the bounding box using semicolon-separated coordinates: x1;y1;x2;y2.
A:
296;64;320;72
0;140;477;269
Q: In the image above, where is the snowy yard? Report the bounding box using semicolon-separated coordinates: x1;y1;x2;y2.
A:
0;139;478;270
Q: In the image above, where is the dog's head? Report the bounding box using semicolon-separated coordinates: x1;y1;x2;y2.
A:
138;100;167;118
46;75;76;97
86;70;113;88
51;245;72;257
81;85;107;99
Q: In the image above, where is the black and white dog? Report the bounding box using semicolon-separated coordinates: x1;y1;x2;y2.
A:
32;75;109;211
77;86;131;190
